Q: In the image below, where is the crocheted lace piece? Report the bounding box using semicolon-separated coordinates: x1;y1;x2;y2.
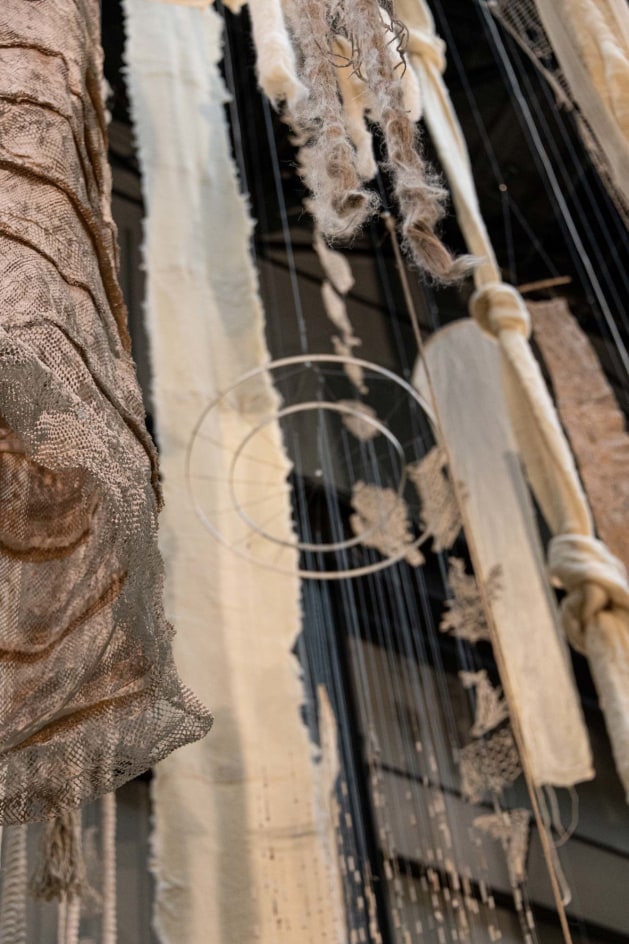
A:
440;558;501;643
338;401;380;441
0;0;211;823
407;446;462;551
473;809;532;886
459;728;522;803
350;482;424;566
459;670;509;738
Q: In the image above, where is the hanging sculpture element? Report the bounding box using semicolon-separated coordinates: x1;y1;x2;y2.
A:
0;0;211;825
399;0;629;802
415;320;593;789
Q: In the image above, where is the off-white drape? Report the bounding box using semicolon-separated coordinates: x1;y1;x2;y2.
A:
414;321;593;788
534;0;629;210
124;2;345;940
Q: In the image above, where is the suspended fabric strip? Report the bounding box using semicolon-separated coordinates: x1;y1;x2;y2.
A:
530;298;629;576
414;321;593;789
533;0;629;211
399;0;629;799
0;0;211;825
123;3;346;941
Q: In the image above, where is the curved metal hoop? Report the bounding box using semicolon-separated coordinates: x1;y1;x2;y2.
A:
187;354;432;579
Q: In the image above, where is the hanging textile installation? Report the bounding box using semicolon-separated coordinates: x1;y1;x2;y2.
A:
392;0;629;803
123;2;345;941
0;0;211;825
530;298;629;575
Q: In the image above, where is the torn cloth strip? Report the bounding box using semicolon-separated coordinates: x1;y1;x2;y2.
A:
0;0;210;825
529;298;629;577
123;2;345;941
414;321;593;789
533;0;629;211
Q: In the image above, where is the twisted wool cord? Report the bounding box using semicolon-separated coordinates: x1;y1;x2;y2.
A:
101;792;117;944
336;0;475;280
247;0;307;108
285;0;378;237
65;894;81;944
0;825;28;944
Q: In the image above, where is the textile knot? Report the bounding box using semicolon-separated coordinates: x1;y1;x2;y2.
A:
470;283;531;340
406;27;447;74
548;534;629;652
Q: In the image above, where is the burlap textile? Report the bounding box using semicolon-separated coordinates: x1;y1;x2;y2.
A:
0;0;212;824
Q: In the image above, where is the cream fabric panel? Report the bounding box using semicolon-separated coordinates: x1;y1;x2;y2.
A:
124;3;344;940
534;0;629;208
414;321;593;788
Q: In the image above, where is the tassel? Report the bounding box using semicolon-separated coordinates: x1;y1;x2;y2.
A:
30;809;86;902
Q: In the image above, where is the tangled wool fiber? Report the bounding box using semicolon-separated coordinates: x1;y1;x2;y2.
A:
277;0;473;281
284;0;379;237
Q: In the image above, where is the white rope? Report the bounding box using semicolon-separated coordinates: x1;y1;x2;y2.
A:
65;895;81;944
101;792;117;944
0;825;28;944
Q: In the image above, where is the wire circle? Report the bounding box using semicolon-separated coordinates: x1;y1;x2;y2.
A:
187;354;433;579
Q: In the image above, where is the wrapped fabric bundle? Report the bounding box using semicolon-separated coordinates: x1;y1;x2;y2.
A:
0;0;212;824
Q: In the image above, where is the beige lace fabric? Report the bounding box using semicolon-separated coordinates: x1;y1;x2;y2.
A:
0;0;211;824
530;298;629;574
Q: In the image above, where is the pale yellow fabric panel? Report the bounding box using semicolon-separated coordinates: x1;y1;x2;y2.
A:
534;0;629;207
414;321;593;788
124;2;345;940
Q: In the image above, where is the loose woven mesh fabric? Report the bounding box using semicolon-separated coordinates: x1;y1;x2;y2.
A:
489;0;629;225
0;0;212;824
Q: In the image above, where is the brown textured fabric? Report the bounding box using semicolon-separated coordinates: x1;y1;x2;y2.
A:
530;298;629;576
0;0;212;824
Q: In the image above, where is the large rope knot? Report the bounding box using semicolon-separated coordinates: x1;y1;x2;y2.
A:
548;534;629;653
405;26;447;74
470;283;531;340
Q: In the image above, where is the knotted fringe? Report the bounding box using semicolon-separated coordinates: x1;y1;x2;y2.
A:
30;809;86;902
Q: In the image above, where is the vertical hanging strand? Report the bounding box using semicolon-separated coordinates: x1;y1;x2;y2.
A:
65;895;81;944
285;0;378;236
338;0;474;279
57;898;68;944
64;809;83;944
0;825;28;944
101;792;117;944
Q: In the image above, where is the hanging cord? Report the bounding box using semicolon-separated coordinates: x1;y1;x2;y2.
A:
0;825;28;944
101;791;117;944
383;210;577;944
64;894;81;944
